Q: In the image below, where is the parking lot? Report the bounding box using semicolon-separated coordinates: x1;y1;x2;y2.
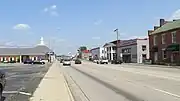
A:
0;63;51;101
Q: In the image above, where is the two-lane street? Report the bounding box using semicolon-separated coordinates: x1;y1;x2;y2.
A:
62;61;180;101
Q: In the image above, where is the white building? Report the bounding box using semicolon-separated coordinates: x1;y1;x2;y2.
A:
103;40;120;61
90;47;104;60
117;38;149;63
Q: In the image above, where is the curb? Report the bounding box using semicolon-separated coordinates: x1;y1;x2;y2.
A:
63;73;75;101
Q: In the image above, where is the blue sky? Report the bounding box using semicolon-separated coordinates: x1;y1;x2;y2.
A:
0;0;180;55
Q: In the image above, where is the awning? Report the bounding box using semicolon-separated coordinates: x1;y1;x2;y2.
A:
151;46;158;52
166;44;180;51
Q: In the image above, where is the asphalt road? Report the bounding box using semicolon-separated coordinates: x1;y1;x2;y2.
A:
0;63;51;101
62;61;180;101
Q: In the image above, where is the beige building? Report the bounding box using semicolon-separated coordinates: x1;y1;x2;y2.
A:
0;37;54;63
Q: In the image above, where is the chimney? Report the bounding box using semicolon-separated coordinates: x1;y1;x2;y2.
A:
154;26;159;30
148;30;153;35
160;19;165;27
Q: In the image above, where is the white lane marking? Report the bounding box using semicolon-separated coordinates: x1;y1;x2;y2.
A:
123;78;180;99
3;91;31;96
97;64;180;81
152;87;180;98
120;69;180;81
19;91;32;96
84;63;180;98
3;91;18;94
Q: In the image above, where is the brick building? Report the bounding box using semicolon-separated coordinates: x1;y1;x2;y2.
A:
81;50;91;60
149;19;180;64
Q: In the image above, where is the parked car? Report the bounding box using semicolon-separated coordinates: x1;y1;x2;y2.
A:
111;60;123;64
23;60;34;64
75;59;82;64
9;60;16;63
33;60;45;64
93;59;98;63
63;59;71;66
60;59;64;63
0;70;6;100
3;60;8;63
97;58;108;64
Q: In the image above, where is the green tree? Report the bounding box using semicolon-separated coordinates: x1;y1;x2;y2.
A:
77;46;87;59
79;46;87;52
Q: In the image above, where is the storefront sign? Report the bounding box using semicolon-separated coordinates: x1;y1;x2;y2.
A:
120;39;137;46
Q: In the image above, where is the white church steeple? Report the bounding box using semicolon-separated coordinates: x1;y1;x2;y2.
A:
38;37;45;46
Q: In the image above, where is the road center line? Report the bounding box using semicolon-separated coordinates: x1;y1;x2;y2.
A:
19;91;32;96
124;78;180;98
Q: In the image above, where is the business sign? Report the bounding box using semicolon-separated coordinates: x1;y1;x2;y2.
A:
120;39;137;46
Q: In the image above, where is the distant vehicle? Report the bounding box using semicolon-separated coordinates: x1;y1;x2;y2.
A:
9;60;16;63
0;70;6;100
97;58;108;64
23;60;34;64
75;59;82;64
93;59;98;63
33;60;45;64
111;60;123;64
63;59;71;66
3;60;8;63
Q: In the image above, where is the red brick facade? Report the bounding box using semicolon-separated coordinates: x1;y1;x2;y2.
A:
149;23;180;64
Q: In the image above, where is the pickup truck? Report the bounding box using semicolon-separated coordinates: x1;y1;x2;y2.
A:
97;59;108;64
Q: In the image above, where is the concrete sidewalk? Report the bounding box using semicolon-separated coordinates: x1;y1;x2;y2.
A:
30;61;74;101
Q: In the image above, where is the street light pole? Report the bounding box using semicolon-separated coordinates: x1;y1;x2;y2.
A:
114;28;119;60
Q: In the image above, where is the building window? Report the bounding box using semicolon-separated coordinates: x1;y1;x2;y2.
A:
162;34;166;44
102;50;104;53
142;45;146;51
112;47;116;50
153;35;157;45
162;50;167;59
172;31;176;43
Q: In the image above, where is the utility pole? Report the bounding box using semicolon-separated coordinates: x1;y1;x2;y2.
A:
114;28;119;60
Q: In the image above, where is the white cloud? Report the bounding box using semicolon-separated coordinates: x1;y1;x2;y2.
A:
50;5;57;10
169;9;180;20
94;19;103;25
13;24;31;30
50;11;59;16
44;8;48;12
92;36;101;40
43;5;59;17
57;27;61;31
